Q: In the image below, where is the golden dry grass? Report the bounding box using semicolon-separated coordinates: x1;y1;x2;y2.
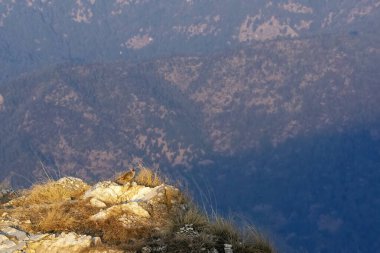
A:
164;187;184;210
36;203;78;232
35;201;99;233
5;179;98;237
8;199;98;235
94;217;155;247
12;180;89;206
134;166;163;187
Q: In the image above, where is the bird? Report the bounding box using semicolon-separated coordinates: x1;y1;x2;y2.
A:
115;167;136;185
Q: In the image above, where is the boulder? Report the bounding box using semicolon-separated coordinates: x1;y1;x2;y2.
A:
84;181;172;207
56;177;89;191
28;232;92;253
90;202;151;221
90;197;107;208
83;181;133;204
0;234;17;253
1;226;28;241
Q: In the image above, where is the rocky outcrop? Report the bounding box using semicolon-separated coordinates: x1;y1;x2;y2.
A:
0;175;275;252
0;229;98;253
0;176;183;253
0;227;128;253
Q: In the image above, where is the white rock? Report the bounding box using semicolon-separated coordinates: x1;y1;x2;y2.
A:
57;177;86;185
0;234;17;251
1;226;28;240
89;210;108;221
29;233;51;241
33;232;92;253
83;181;129;204
4;241;26;253
83;180;164;205
129;184;165;202
90;202;150;221
56;177;88;190
120;202;150;218
90;197;107;208
0;234;9;243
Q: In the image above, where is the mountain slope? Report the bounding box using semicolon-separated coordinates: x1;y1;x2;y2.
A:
1;33;379;183
1;0;380;83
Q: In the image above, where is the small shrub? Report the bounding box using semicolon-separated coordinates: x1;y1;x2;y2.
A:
171;207;209;232
207;217;240;251
206;218;276;253
166;231;215;253
134;166;163;187
36;203;78;232
164;206;214;253
164;187;184;209
93;216;157;250
235;226;276;253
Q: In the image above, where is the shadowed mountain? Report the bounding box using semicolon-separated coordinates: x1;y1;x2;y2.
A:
1;32;379;183
194;127;380;252
0;62;208;184
1;0;380;83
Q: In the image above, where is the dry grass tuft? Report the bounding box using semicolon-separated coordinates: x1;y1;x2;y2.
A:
162;192;277;252
10;199;99;235
236;226;276;253
134;166;163;187
206;217;276;253
171;206;209;232
164;187;184;209
29;203;156;249
95;218;152;247
35;201;99;234
207;216;240;251
12;180;89;206
36;203;78;232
